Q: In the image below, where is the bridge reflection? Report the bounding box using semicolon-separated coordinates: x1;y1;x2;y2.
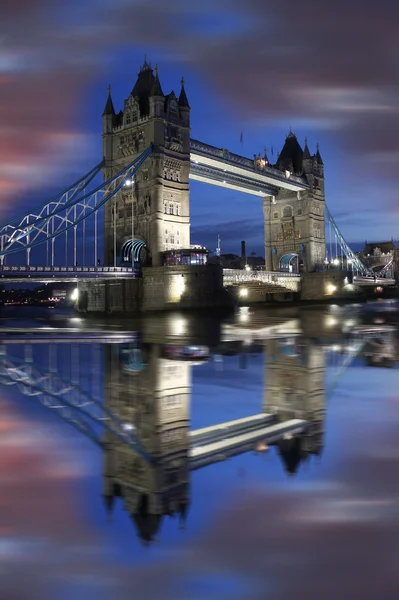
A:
0;311;396;544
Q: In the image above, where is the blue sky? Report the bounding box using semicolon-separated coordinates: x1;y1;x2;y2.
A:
1;0;399;258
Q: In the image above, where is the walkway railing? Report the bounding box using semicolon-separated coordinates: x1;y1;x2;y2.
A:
0;265;139;279
223;268;301;283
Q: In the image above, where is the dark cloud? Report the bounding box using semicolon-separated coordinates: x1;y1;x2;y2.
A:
1;0;398;235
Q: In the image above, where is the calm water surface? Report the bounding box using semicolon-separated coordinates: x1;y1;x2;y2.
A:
1;303;399;599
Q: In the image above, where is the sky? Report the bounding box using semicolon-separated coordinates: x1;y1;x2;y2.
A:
1;0;399;257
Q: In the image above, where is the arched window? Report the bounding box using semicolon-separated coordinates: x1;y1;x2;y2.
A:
282;205;293;218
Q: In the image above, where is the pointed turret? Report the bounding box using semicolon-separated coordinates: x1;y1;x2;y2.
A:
303;137;311;159
316;143;324;165
178;77;190;108
131;56;155;116
102;85;115;117
277;131;304;174
150;65;164;97
263;147;269;163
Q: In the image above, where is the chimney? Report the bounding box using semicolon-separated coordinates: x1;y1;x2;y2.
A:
241;240;246;262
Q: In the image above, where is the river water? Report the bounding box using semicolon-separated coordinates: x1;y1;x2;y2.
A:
1;303;399;599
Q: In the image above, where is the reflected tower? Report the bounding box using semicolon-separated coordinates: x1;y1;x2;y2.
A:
102;342;191;543
263;337;325;473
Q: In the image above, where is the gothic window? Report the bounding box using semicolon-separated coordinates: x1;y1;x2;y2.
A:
283;205;293;218
164;202;168;214
126;113;131;125
313;227;321;238
170;231;175;244
177;204;181;216
132;110;137;122
273;211;278;219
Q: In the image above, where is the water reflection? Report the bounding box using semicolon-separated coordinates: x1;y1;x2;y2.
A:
0;310;397;568
1;307;395;549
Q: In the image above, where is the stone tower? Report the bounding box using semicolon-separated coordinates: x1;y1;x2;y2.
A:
263;337;325;473
263;133;325;272
102;342;191;543
102;59;191;267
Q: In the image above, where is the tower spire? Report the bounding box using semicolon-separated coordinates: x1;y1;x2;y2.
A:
303;137;311;159
150;64;164;97
316;143;324;165
102;84;115;117
178;76;190;108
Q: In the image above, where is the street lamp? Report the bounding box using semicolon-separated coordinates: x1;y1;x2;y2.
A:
124;178;134;269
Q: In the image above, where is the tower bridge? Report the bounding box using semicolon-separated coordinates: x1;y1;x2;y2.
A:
0;58;395;309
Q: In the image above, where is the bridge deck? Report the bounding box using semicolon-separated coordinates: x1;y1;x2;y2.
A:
190;138;309;195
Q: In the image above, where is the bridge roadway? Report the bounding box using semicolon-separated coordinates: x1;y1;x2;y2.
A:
0;265;136;283
0;265;395;288
189;139;309;196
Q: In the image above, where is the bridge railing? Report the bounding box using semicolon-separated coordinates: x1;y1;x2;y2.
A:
0;265;139;277
223;268;301;281
223;269;301;292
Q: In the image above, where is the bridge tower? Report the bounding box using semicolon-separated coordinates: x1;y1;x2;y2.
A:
102;59;191;267
263;337;325;473
263;134;325;272
102;343;191;543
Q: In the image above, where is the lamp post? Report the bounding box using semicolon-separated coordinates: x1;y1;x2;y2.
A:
124;178;134;269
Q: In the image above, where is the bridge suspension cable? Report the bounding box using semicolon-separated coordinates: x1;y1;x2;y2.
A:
0;145;152;265
325;204;380;277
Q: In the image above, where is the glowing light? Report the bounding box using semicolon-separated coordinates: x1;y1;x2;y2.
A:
325;316;338;327
245;264;251;271
239;288;248;297
70;287;79;301
285;170;291;178
122;423;135;431
326;283;337;295
333;258;340;266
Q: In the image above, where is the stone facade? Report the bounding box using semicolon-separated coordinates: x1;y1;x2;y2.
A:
263;135;326;273
76;264;232;314
102;60;190;267
142;264;232;311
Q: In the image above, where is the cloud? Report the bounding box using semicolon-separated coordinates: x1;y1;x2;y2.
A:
1;0;399;238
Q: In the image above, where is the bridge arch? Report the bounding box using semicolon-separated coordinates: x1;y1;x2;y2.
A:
121;237;148;265
278;251;304;274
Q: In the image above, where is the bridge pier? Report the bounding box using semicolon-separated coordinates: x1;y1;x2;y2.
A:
76;264;233;314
